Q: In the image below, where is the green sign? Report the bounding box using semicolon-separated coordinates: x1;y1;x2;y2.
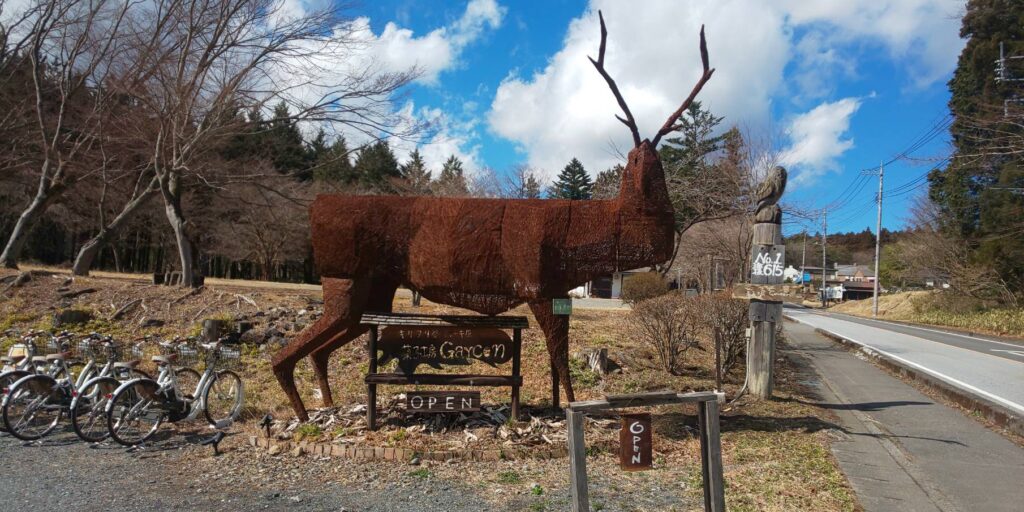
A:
553;298;573;316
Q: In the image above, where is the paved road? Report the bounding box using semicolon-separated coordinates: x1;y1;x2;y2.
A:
785;306;1024;417
785;321;1024;512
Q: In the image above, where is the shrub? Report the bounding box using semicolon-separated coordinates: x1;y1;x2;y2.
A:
620;272;669;305
696;294;749;375
629;293;699;374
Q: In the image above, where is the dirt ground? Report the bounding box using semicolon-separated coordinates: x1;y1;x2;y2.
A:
1;268;857;511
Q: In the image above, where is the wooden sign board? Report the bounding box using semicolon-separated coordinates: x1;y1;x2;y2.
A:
749;244;785;284
619;413;653;471
732;283;804;302
406;391;480;413
553;298;573;316
378;326;513;373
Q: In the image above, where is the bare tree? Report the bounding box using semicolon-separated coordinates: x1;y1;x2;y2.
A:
0;0;133;268
503;164;543;199
112;0;420;286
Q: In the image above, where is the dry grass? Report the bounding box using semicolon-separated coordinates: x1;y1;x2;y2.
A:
832;291;1024;338
1;269;857;511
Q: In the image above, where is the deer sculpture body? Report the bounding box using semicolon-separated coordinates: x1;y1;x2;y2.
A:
273;12;715;420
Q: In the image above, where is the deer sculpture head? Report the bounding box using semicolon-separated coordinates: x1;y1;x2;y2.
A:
272;12;715;420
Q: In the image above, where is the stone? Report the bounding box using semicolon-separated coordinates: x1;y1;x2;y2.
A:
290;446;303;457
53;309;93;327
268;444;283;456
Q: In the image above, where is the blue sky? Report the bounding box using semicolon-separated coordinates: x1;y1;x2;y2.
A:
340;0;965;235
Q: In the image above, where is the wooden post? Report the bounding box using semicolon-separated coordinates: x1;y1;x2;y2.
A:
567;409;590;512
367;325;378;430
699;399;726;512
201;319;224;342
511;328;522;421
748;221;782;399
551;356;560;410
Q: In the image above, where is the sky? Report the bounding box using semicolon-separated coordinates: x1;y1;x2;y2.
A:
335;0;966;235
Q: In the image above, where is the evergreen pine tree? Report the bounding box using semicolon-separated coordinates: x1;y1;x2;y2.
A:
353;140;400;191
313;135;355;184
927;0;1024;296
523;173;542;199
548;158;592;199
401;149;432;194
434;155;468;196
267;102;312;178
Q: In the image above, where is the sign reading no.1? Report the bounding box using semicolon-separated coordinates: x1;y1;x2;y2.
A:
619;413;653;471
750;244;785;285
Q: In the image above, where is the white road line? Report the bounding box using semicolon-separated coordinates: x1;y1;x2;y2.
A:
827;313;1024;349
788;315;1024;416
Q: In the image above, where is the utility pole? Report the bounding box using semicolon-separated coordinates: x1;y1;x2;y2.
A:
801;231;807;284
821;210;827;292
862;162;885;317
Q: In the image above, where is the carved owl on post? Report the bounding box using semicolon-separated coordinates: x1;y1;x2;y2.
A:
753;165;787;224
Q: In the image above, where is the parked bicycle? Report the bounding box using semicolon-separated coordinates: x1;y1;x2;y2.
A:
1;330;52;433
1;334;148;441
67;336;152;442
105;339;244;446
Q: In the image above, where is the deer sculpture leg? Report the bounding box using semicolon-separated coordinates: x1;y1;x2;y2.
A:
529;300;575;407
272;277;370;420
309;280;398;409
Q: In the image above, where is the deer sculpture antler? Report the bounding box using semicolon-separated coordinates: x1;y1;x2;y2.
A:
589;10;716;148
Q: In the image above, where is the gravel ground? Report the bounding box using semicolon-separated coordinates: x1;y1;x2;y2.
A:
0;421;705;511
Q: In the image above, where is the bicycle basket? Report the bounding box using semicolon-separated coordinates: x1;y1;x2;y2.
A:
216;345;242;369
94;342;125;364
77;338;97;360
44;336;71;355
176;344;201;367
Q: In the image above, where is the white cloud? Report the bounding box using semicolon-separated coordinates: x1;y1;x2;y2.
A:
389;102;483;174
348;0;505;85
487;0;962;177
780;97;862;183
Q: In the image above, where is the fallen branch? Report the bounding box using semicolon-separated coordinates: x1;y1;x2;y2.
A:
233;293;258;309
111;299;143;320
60;288;97;299
172;286;204;304
191;305;212;323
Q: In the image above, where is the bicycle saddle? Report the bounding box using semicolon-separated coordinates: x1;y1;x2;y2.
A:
45;353;67;362
113;360;141;369
31;356;47;363
152;354;178;365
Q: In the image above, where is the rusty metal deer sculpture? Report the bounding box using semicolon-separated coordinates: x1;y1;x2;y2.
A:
273;12;715;420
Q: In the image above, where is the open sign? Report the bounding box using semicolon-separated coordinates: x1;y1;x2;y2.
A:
619;413;653;471
406;391;480;413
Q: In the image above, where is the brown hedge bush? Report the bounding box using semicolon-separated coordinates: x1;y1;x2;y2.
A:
620;272;669;305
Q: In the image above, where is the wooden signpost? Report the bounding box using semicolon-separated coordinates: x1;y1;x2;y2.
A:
619;413;653;471
566;391;726;512
360;313;528;430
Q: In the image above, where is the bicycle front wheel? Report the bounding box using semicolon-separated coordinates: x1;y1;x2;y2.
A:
3;375;64;441
107;380;164;446
70;377;120;443
203;370;244;426
0;370;31;433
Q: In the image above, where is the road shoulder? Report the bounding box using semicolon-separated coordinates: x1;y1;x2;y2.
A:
783;320;1024;512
